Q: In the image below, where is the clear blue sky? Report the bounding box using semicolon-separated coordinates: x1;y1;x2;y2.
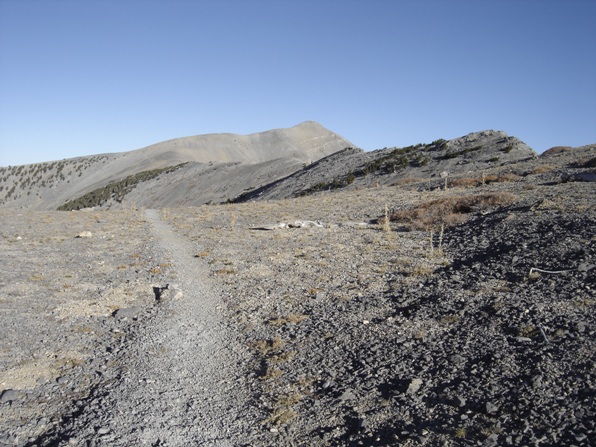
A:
1;0;595;167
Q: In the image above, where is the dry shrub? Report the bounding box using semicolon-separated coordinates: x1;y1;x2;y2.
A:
495;173;521;182
389;193;516;230
543;146;573;155
449;174;520;188
532;165;554;174
252;336;285;355
448;178;482;188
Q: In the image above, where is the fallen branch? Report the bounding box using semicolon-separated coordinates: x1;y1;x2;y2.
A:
529;267;571;275
538;326;549;344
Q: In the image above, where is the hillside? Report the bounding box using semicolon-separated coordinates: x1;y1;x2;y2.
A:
0;121;353;211
233;130;538;202
0;127;545;211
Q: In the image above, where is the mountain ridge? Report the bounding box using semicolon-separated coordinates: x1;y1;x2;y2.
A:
0;121;353;210
1;125;594;211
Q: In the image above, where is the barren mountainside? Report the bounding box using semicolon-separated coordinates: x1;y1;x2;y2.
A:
0;121;352;211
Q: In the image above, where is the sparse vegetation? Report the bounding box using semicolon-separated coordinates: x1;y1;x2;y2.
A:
441;145;482;160
501;145;514;153
57;163;188;210
448;173;521;188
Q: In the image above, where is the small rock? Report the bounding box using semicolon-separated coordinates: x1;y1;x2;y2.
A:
0;434;16;444
76;231;93;238
531;375;543;388
0;389;23;403
483;433;499;447
578;262;594;272
97;427;110;435
112;306;142;320
406;378;423;395
339;390;356;401
450;354;465;365
456;395;466;407
486;402;499;414
56;376;69;385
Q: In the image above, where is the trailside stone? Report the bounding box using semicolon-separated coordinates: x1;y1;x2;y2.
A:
0;389;23;403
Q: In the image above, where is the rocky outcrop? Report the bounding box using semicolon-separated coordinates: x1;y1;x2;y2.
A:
233;130;537;202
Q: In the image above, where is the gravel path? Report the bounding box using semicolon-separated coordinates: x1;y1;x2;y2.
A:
45;209;255;446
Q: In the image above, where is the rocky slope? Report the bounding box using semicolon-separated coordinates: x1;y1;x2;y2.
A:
0;121;353;211
233;130;538;202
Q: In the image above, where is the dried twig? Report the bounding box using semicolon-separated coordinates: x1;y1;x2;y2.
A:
538;326;549;344
529;267;571;275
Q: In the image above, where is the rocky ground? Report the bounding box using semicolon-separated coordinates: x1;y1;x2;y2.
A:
0;157;594;446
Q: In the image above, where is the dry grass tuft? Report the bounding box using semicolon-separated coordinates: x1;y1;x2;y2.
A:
252;336;285;355
259;366;283;380
454;427;467;438
268;314;309;326
194;251;209;258
269;351;297;364
264;408;298;425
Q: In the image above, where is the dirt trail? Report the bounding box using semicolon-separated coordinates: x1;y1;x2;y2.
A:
47;209;255;446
